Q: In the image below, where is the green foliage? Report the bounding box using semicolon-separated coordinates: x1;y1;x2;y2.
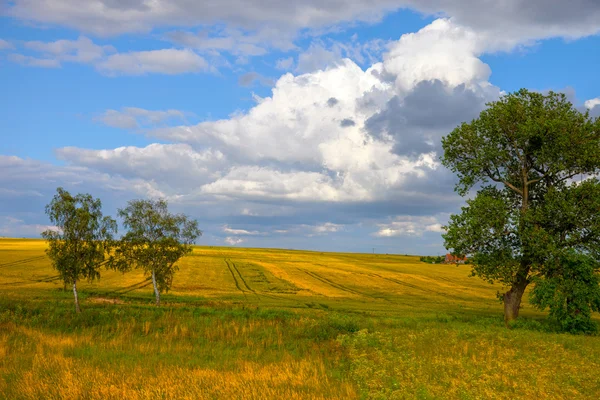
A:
41;188;116;310
419;256;444;264
112;199;202;300
530;252;600;333
441;89;600;325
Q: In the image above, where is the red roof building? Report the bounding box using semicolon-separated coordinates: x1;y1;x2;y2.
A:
444;253;468;264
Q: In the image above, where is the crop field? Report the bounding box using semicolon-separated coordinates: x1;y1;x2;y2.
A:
1;238;600;399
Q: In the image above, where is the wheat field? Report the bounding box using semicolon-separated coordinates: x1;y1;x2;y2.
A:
1;238;600;399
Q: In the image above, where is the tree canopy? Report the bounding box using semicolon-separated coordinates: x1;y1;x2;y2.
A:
111;199;201;305
441;89;600;329
41;187;117;313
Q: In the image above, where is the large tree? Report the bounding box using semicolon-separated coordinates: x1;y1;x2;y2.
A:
42;188;117;313
112;199;201;305
441;89;600;326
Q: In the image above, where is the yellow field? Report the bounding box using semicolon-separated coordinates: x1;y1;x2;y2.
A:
0;238;506;313
1;238;600;399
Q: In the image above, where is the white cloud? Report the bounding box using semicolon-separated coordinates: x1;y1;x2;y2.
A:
222;225;260;235
7;36;211;76
224;237;245;245
382;19;490;93
7;53;61;68
7;1;600;51
0;217;58;238
584;97;600;109
275;57;294;70
373;216;446;237
95;107;188;129
312;222;342;234
238;72;274;87
97;48;209;75
55;144;226;191
0;39;14;50
24;36;115;63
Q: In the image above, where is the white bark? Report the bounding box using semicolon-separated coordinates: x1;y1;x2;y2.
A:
73;280;81;313
151;268;161;306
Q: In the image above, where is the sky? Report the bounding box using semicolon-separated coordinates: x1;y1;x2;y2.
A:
1;1;600;255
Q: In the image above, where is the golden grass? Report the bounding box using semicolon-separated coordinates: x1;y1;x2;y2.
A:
1;239;600;399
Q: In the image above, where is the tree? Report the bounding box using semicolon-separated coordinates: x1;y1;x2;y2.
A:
42;188;117;313
112;199;201;306
441;89;600;326
530;251;600;333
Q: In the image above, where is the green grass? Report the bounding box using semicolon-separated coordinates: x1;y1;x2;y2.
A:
1;238;599;399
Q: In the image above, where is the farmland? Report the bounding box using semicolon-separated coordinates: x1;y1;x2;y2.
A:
1;238;600;399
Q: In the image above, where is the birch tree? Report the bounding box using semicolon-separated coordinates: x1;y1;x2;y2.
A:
112;199;201;305
42;188;117;313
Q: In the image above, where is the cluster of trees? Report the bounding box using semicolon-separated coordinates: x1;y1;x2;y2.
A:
442;89;600;333
419;256;445;264
42;188;201;313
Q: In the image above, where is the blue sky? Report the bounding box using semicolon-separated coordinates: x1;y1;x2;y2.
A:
1;1;599;254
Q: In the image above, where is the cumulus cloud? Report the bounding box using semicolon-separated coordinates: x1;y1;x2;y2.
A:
32;18;492;245
3;8;598;251
97;48;209;75
55;144;227;191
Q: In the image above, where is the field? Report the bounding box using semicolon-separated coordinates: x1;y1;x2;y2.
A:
1;238;600;399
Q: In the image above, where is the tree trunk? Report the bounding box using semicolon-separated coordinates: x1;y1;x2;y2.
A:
73;280;81;313
503;276;528;326
151;269;161;306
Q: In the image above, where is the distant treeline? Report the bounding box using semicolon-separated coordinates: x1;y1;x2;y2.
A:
419;256;445;264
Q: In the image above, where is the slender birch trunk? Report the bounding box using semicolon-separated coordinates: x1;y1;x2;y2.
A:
73;280;81;313
151;268;161;306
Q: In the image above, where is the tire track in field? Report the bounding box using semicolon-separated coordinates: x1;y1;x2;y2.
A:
0;274;62;287
227;260;308;306
117;282;152;294
299;269;390;302
365;272;463;301
224;259;248;301
108;278;152;295
231;261;262;301
0;256;46;269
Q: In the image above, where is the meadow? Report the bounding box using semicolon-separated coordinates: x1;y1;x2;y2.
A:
1;238;599;399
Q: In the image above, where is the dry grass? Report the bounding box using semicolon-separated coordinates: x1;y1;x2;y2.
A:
1;238;599;399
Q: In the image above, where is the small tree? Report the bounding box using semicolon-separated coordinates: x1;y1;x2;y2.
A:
530;251;600;333
112;199;201;305
42;188;117;313
442;89;600;326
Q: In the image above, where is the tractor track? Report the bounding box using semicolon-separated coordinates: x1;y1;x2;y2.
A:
0;274;62;287
108;278;152;295
300;268;390;302
224;259;248;301
365;272;463;301
0;256;47;269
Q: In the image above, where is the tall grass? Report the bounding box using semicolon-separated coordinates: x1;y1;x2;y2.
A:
1;239;599;399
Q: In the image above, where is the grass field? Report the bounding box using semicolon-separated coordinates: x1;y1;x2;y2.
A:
1;238;600;399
